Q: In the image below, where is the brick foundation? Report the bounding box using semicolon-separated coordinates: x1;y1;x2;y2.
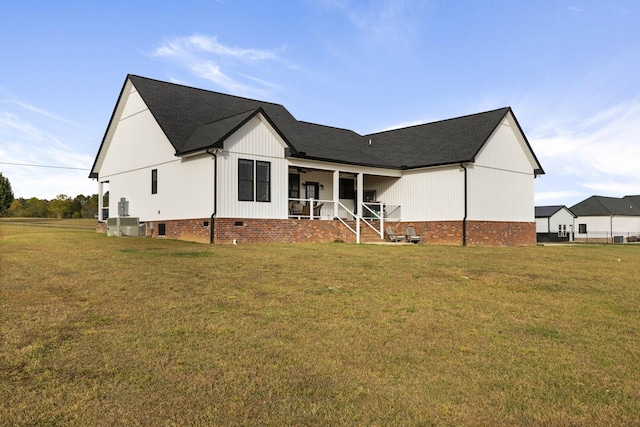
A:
145;218;212;243
465;220;536;246
214;218;356;244
95;217;535;246
387;220;535;246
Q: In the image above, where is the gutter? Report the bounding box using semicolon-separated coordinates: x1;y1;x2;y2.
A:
206;149;219;244
461;163;468;246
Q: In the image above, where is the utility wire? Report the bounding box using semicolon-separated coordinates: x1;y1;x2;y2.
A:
0;161;90;171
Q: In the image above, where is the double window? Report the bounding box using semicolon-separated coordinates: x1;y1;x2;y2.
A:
238;159;271;202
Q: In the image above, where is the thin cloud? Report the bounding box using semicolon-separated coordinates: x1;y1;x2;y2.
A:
0;98;96;198
1;99;79;126
530;98;640;199
535;190;581;205
318;0;427;51
152;34;284;98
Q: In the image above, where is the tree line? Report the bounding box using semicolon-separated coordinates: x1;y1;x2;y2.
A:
4;193;108;219
0;172;107;219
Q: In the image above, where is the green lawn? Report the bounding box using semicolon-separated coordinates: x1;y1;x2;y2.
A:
1;221;639;426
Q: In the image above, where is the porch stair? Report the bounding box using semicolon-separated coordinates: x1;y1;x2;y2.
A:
360;220;386;243
338;219;386;243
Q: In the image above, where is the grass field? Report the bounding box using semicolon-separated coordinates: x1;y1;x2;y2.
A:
1;220;640;426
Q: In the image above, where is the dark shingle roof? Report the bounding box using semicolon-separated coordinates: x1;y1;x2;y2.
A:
364;108;512;168
535;205;575;218
570;196;640;216
103;75;543;172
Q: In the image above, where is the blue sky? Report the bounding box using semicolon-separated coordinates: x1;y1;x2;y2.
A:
1;0;639;207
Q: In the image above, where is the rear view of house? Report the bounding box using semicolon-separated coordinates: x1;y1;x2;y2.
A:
571;195;640;243
535;205;576;242
89;75;544;245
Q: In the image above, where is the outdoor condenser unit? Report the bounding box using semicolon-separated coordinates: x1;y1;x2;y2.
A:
106;217;141;237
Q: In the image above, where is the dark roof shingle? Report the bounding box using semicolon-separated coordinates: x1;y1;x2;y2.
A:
535;205;575;218
119;75;542;172
571;196;640;216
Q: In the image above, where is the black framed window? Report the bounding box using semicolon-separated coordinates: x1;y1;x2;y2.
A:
151;169;157;194
238;159;271;202
339;178;354;199
288;173;300;199
256;161;271;202
238;159;254;201
305;182;319;200
578;224;587;234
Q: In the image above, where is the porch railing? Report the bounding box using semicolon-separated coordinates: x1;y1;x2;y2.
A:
288;198;401;243
361;202;402;240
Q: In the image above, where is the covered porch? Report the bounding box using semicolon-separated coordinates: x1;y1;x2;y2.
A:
286;165;402;242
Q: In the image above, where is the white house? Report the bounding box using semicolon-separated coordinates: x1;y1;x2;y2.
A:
89;75;544;245
570;196;640;243
535;205;576;242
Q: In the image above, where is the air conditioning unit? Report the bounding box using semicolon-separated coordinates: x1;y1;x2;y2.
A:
107;217;141;237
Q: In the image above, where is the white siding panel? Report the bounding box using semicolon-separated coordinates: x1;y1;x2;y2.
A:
475;116;538;173
399;166;464;221
468;165;534;222
613;216;640;234
573;216;640;236
574;216;611;238
365;175;402;205
536;218;549;233
120;87;147;119
100;96;176;178
549;210;575;233
106;156;214;221
217;116;289;219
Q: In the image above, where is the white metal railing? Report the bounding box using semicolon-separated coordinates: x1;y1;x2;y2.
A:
288;198;332;220
288;198;401;244
335;200;359;242
362;203;384;239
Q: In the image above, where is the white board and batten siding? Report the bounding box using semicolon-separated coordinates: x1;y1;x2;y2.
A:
574;216;640;236
98;85;214;221
468;116;538;222
216;115;289;219
398;166;465;222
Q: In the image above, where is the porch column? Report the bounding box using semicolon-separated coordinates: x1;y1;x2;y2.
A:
356;172;363;244
356;172;364;217
98;181;104;222
333;170;340;219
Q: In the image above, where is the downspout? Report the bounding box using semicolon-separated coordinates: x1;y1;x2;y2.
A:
610;215;614;244
461;163;468;246
207;149;219;244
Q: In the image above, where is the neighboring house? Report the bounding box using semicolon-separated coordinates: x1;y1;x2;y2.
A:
535;205;576;242
570;196;640;243
89;75;544;245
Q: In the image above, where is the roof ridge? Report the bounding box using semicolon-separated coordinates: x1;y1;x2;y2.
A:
127;74;288;111
297;120;363;135
365;107;511;137
198;107;263;127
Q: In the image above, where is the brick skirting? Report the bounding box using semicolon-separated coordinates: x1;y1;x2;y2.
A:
386;220;535;246
96;217;535;246
214;218;356;244
465;220;536;246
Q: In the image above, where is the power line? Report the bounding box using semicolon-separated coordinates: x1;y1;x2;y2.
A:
0;161;90;171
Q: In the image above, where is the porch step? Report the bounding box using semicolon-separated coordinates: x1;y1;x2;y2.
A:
360;221;386;243
340;220;386;243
